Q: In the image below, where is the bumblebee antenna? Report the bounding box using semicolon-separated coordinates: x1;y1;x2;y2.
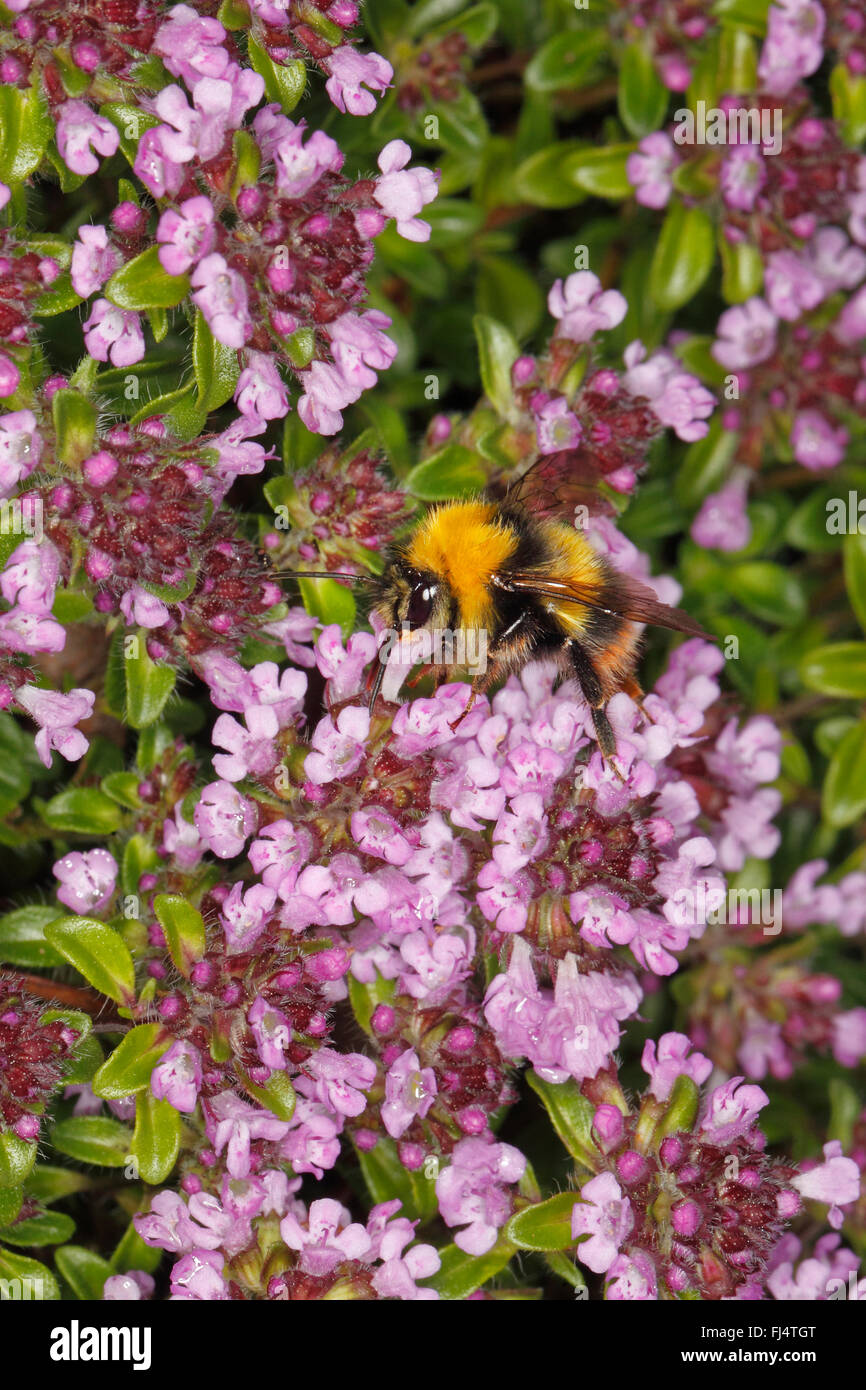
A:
271;570;378;585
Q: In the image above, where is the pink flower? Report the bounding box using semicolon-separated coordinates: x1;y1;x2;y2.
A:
53;848;117;915
374;140;438;242
156;196;216;276
153;4;231;88
627;131;678;209
273;121;344;198
235;351;289;422
571;1172;633;1274
712;298;778;370
15;685;94;767
0;410;40;494
206;1091;291;1178
119;585;170;629
190;254;252;349
381;1049;437;1138
151;1041;202;1114
170;1250;230;1300
641;1032;713;1101
315;625;377;701
329;309;398;396
757;0;825;96
534;396;583;454
248;995;292;1071
435;1136;526;1254
211;712;278;783
298;1049;376;1118
82;300;145;367
791;410;848;470
0;353;19;398
103;1271;155;1301
1;539;60;612
280;1198;370;1276
220;881;277;954
368;1205;440;1300
193;780;257;858
720;145;767;213
548;271;627;343
70;225;120;299
0;607;65;655
699;1077;769;1144
606;1249;658;1300
305;706;370;785
325;46;393;115
56;100;119;175
792;1141;861;1229
622;342;715;442
832;1008;866;1067
691;474;751;551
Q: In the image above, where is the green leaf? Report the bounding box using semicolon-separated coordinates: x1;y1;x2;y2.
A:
111;1219;163;1275
131;1092;182;1184
675;420;738;507
0;1134;36;1188
0;1209;75;1247
830;62;866;146
44;918;135;1006
720;236;763;303
506;1192;578;1251
247;36;306;112
101;771;143;810
92;1024;172;1100
567;144;635;200
42;787;123;835
477;256;544;341
473;313;518;418
513;141;588;208
823;720;866;829
726;561;807;627
525;31;607;93
618;43;669;137
406;443;487;501
800;643;866;699
297;576;356;639
31;272;83;317
55;1245;113;1301
125;631;177;729
0;905;66;969
650;201;715;310
52;588;94;623
105;246;190;311
844;531;866;633
51;1116;132;1168
0;1248;59;1300
63;1032;103;1087
356;1136;437;1223
192;309;240;413
526;1071;599;1167
25;1166;92;1206
52;388;98;466
0;713;34;818
154;894;207;977
657;1074;700;1138
237;1067;296;1122
0;1187;22;1227
423;1234;516;1299
0;82;51;184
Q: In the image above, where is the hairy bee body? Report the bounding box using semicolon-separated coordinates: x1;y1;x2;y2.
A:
371;498;661;754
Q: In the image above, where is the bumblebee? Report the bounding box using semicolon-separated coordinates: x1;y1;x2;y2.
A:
280;461;710;758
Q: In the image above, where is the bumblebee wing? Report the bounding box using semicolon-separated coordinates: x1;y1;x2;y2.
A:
501;450;614;522
496;569;714;640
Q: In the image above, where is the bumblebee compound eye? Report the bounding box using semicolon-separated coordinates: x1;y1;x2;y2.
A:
405;581;437;629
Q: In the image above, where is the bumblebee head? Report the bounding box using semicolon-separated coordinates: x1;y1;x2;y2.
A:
372;558;452;635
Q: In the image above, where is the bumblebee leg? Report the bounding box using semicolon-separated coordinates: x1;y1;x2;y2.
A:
447;612;538;732
621;674;656;724
564;639;623;775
